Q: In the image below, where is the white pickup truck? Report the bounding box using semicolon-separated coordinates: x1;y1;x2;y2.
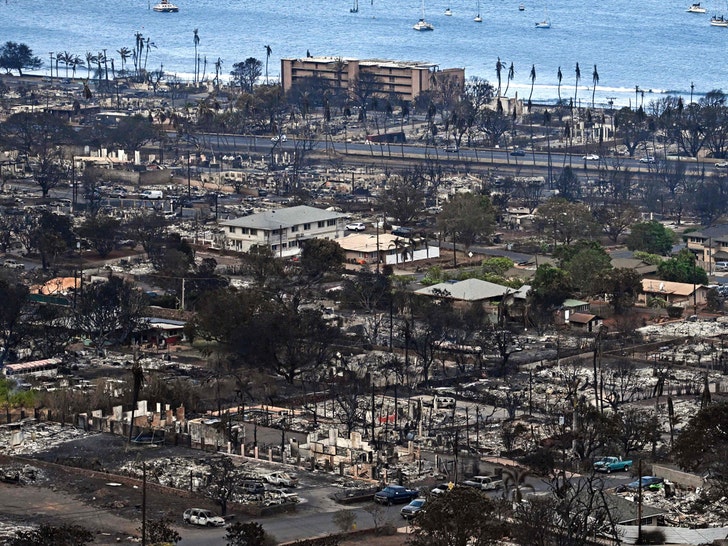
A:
462;475;503;491
2;259;25;270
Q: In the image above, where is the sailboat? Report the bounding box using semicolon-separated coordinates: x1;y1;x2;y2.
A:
413;0;434;30
474;0;482;22
350;0;358;12
535;5;550;27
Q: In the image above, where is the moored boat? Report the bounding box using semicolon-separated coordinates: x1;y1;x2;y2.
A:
687;2;706;12
710;14;728;26
153;0;179;12
413;0;434;30
444;7;452;15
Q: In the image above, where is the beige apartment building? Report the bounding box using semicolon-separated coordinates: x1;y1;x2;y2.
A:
280;56;465;102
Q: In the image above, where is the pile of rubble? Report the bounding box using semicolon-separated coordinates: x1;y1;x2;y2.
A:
116;456;299;507
0;422;96;456
639;318;728;340
0;463;43;486
620;486;728;528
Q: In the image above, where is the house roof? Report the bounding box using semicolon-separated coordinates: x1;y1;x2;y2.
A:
617;525;728;545
611;257;658;275
568;312;598;324
683;223;728;241
562;299;589;308
641;279;704;296
604;493;665;524
415;278;513;301
30;277;81;295
335;233;401;253
220;205;346;230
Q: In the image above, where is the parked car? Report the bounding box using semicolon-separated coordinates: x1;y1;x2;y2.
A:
582;154;600;161
444;144;459;153
271;134;287;143
639;156;655;163
183;508;226;527
2;259;24;270
262;471;298;487
716;161;728;168
374;485;419;505
401;498;426;519
391;226;414;237
510;149;526;156
345;222;366;232
593;456;632;473
462;475;503;491
429;483;453;496
618;476;664;492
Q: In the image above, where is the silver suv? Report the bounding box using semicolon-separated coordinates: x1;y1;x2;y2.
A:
183;508;225;527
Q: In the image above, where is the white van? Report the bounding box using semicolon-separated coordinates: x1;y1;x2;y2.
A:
140;190;164;200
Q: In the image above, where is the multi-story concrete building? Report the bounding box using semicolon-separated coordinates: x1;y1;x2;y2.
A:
220;205;348;257
280;56;465;102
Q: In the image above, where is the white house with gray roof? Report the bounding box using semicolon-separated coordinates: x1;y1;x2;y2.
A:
220;205;348;256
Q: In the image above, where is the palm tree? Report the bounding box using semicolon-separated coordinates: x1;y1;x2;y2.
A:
85;52;97;79
557;66;563;103
143;39;156;72
264;44;272;85
96;51;105;85
193;28;200;84
591;64;599;109
61;51;73;78
574;62;581;110
134;32;145;79
213;57;223;90
117;47;131;77
201;55;208;82
528;64;536;111
502;467;535;504
71;55;84;79
504;62;515;97
495;57;504;97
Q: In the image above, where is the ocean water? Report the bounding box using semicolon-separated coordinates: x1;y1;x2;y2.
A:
2;0;726;107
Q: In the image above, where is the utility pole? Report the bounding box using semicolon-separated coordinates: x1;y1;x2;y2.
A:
141;462;147;546
180;278;185;311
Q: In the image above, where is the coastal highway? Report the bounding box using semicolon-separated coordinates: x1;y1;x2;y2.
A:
168;131;716;177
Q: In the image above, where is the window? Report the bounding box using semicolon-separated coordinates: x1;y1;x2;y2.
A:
228;227;236;234
291;225;299;232
327;219;336;226
304;223;311;230
318;221;325;228
250;229;257;236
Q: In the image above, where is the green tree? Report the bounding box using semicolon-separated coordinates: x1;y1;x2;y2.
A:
0;278;29;366
657;248;708;284
409;486;506;546
554;166;581;202
481;257;513;277
625;220;675;255
140;518;181;545
77;214;121;258
225;521;276;546
597;267;643;314
0;112;75;197
437;193;496;253
563;247;612;294
300;238;344;281
0;41;42;76
203;457;249;517
535;197;597;245
74;276;148;351
377;169;427;226
531;264;573;309
109;114;161;153
231;58;263;93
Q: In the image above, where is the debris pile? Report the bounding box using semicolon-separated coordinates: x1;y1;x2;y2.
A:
0;464;43;485
0;422;96;456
